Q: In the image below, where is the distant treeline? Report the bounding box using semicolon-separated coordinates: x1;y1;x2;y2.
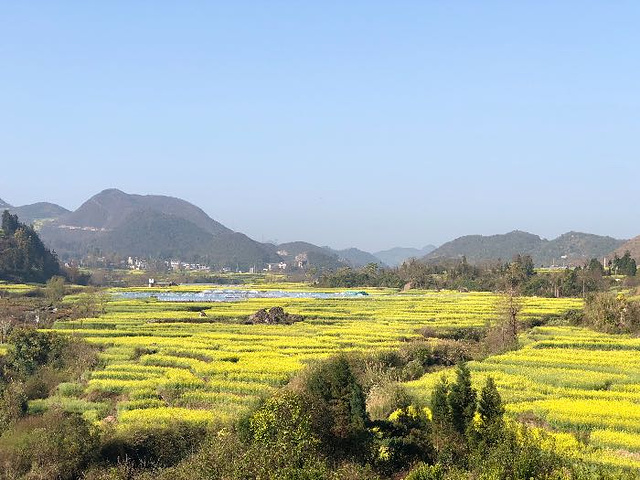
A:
317;254;637;297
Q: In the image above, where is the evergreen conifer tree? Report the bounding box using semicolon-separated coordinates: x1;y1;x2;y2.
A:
447;363;476;436
478;376;504;427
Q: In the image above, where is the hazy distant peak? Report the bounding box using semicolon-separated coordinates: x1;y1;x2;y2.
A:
324;246;383;268
0;198;13;208
98;187;127;195
10;202;70;225
426;230;625;266
373;245;437;267
37;188;282;268
58;188;232;236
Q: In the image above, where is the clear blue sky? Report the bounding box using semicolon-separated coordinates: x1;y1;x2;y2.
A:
1;2;639;251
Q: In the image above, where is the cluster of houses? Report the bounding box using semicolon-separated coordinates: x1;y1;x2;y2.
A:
167;260;211;272
115;250;315;275
127;257;148;270
127;256;211;272
264;251;308;272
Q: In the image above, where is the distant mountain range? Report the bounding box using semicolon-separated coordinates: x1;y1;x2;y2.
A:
424;230;626;266
33;189;284;269
1;190;634;270
373;246;437;267
1;189;380;271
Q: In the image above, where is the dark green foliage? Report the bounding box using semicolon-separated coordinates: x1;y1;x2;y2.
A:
588;258;605;275
99;422;207;469
447;363;476;437
611;251;637;276
429;367;498;468
150;428;370;480
133;392;362;480
477;376;503;428
467;424;566;480
45;275;66;303
0;329;99;433
430;376;450;428
429;375;463;466
417;372;611;479
319;255;611;298
405;463;450;480
0;382;27;431
583;292;640;333
5;328;68;377
511;254;535;278
301;355;371;459
468;376;506;452
2;210;20;235
371;407;434;476
0;210;61;283
246;391;321;467
0;409;98;480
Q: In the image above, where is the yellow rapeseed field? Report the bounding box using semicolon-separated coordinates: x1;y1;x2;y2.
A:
42;286;579;430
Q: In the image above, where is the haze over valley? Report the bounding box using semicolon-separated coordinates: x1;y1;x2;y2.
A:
1;189;633;272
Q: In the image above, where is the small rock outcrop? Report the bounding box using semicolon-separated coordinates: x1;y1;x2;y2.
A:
247;306;303;325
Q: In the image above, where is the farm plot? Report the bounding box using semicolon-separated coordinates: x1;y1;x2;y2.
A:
46;288;580;430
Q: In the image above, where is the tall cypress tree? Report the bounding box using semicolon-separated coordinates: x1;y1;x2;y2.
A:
430;375;450;427
448;363;477;436
478;376;504;427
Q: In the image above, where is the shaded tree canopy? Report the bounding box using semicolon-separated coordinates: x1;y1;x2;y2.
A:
0;210;61;283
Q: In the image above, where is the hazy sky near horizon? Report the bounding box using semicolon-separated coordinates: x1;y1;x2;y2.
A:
1;2;639;251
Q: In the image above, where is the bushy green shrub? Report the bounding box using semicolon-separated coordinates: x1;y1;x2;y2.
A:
371;406;434;476
247;390;318;453
0;381;27;430
583;293;640;333
100;422;207;469
0;409;98;480
405;463;446;480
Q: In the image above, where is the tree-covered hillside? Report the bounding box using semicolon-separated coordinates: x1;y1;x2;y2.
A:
0;211;61;283
425;230;625;266
10;202;70;226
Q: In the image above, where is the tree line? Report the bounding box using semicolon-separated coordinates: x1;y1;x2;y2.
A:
317;253;635;298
